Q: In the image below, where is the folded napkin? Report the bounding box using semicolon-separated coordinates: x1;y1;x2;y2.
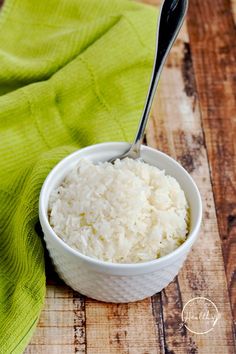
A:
0;0;156;352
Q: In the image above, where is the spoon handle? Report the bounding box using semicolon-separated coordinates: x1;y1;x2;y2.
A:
130;0;188;157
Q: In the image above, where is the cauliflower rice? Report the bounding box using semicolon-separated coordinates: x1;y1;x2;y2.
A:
49;158;189;263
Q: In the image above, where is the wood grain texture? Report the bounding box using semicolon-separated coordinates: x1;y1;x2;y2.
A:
187;0;236;328
0;0;229;352
147;20;235;353
85;298;161;354
24;285;86;353
231;0;236;23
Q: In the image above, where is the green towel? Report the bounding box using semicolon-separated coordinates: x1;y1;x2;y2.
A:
0;0;157;352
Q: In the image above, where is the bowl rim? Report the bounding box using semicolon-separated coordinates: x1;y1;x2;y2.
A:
39;142;202;270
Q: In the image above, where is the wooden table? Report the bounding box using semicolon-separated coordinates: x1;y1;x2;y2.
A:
24;0;236;353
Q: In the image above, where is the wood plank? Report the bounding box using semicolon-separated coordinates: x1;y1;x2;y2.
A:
145;15;236;353
231;0;236;23
25;345;76;354
85;298;162;354
25;286;86;353
187;0;236;327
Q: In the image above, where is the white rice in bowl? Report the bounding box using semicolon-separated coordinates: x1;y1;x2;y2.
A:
49;158;189;263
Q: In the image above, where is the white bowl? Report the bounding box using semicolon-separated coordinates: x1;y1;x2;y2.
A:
39;142;202;303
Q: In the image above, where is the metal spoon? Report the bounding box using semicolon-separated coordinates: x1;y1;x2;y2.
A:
109;0;188;163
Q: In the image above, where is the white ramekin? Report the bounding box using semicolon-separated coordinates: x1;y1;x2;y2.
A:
39;142;202;303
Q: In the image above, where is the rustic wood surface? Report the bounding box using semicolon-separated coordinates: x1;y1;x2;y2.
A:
22;0;236;353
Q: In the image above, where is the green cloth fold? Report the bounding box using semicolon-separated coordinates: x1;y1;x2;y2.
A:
0;0;156;352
